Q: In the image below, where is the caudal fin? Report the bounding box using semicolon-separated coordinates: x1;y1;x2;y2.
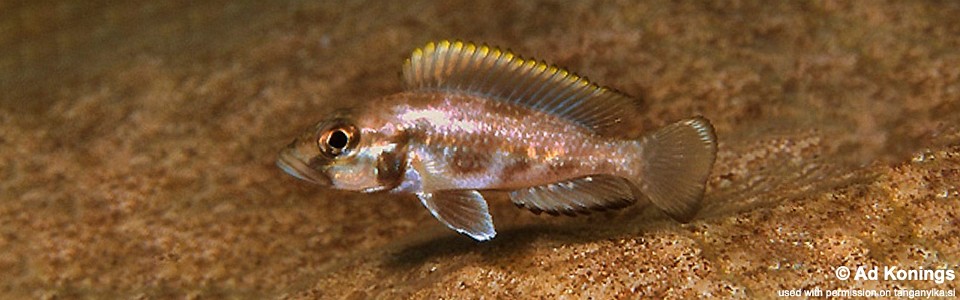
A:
636;116;717;222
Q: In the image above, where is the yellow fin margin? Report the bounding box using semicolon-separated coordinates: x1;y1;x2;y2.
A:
402;40;641;132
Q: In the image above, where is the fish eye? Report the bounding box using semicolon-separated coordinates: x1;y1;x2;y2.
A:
328;130;349;149
318;123;358;157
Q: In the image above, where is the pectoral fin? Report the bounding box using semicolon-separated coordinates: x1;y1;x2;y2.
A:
418;190;496;241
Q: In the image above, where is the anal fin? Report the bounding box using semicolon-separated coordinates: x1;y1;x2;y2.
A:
418;190;496;241
509;175;637;216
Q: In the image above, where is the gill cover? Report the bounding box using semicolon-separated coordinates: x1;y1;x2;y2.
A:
278;116;406;193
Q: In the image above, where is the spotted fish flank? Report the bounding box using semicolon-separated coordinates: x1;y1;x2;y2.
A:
449;147;490;174
277;40;718;241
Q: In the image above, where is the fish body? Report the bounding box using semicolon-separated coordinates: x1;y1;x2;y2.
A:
278;41;718;241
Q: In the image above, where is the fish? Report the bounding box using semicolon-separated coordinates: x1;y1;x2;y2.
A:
277;40;718;241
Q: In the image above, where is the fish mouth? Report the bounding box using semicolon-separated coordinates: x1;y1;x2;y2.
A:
276;148;331;186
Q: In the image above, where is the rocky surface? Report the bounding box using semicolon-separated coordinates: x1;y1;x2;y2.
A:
2;1;958;298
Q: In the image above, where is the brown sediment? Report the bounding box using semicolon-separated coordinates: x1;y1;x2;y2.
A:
2;1;959;298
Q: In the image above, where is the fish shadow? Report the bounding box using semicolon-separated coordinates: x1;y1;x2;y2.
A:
383;205;670;271
697;130;878;219
383;224;554;270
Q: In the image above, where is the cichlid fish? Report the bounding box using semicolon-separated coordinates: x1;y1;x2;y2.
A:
277;40;718;241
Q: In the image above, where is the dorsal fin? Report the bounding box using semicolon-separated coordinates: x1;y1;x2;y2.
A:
402;40;640;133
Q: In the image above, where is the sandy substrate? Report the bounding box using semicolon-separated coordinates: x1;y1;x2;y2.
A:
2;1;959;298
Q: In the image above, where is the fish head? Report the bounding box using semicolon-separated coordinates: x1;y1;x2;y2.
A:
277;115;406;193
